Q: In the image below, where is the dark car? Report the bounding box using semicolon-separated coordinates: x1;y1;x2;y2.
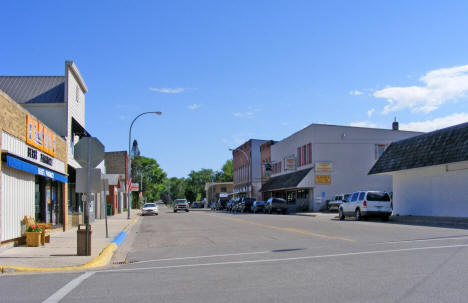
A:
239;197;256;213
216;199;228;211
226;200;235;211
265;197;288;214
252;200;265;213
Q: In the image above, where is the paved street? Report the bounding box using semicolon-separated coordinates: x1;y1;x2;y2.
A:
2;205;468;303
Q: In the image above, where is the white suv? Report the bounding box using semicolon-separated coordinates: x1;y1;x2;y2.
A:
339;191;392;221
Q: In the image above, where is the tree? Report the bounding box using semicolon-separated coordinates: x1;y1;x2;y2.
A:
220;159;233;182
132;156;167;204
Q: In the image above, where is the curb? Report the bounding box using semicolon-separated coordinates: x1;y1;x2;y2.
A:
0;216;140;274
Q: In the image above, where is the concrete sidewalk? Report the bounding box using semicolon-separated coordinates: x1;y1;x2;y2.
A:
0;210;140;272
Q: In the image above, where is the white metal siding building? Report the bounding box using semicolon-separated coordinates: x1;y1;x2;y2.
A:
369;122;468;218
264;124;421;211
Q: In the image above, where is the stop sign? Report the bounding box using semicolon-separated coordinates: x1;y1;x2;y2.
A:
74;137;105;168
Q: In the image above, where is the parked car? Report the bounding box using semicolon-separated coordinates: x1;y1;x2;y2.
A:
216;199;228;211
191;202;204;208
239;197;256;213
226;200;235;212
252;200;265;213
232;198;242;212
265;197;288;214
339;190;392;221
328;193;351;211
173;199;190;213
210;202;217;210
141;203;158;216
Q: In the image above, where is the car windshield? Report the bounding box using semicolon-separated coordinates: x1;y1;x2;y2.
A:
366;192;390;201
174;199;187;204
143;203;156;208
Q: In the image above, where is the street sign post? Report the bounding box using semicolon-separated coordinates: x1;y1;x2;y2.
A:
74;137;105;256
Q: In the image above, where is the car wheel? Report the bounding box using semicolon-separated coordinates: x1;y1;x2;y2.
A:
186;209;189;212
174;210;177;213
156;213;158;216
355;209;361;221
339;208;345;220
382;215;389;222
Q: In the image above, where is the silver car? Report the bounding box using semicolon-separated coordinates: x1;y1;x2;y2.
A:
141;203;158;216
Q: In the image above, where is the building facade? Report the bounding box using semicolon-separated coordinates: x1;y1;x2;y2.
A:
205;182;234;204
369;122;468;217
232;139;268;200
261;124;422;211
0;90;68;242
0;61;99;227
104;151;128;215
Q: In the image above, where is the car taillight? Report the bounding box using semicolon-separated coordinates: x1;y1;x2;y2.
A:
363;201;367;207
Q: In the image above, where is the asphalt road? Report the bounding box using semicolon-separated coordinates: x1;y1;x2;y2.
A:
2;205;468;303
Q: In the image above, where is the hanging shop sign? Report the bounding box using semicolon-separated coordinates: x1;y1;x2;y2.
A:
26;115;56;157
315;175;331;185
284;155;297;171
315;162;333;173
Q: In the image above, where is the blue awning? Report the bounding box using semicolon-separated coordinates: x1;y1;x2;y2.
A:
5;155;68;183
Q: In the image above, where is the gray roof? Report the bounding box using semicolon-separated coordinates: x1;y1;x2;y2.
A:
260;168;312;192
0;76;65;104
369;122;468;175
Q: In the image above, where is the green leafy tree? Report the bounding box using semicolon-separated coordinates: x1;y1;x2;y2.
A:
220;159;233;182
131;156;167;205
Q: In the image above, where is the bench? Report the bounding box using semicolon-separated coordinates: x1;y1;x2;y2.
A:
21;216;51;245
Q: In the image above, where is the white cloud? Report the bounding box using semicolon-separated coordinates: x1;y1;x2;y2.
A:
349;90;363;96
399;112;468;132
234;111;254;118
367;108;375;117
350;121;377;128
149;87;185;94
374;64;468;113
188;104;201;110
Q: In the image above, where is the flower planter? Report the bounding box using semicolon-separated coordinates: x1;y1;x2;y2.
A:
26;232;41;247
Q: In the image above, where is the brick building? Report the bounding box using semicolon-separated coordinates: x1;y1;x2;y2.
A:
0;90;68;243
104;151;128;215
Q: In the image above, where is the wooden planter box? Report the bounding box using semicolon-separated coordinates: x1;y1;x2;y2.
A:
26;232;41;247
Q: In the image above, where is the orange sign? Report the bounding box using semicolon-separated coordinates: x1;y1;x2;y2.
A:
26;115;56;157
315;175;331;185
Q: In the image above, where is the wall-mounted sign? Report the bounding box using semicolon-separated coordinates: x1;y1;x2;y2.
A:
315;175;331;185
315;162;333;173
26;115;56;157
284;154;297;171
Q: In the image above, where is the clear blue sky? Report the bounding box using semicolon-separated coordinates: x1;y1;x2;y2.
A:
2;1;468;177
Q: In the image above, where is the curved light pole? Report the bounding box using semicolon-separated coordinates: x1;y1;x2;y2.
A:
128;111;162;219
229;148;251;198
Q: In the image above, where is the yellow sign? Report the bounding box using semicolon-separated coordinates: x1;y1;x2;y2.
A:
26;115;56;157
315;175;331;185
315;162;333;173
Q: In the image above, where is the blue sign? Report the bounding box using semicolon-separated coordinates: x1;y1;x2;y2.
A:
6;155;68;183
321;191;326;198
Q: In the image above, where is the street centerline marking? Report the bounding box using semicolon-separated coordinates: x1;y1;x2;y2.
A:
131;250;272;265
202;213;354;242
98;244;468;274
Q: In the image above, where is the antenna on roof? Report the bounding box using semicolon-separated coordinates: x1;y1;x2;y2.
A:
392;117;399;131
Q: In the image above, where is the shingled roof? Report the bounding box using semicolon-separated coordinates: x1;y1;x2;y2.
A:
0;76;65;104
260;168;312;192
369;122;468;175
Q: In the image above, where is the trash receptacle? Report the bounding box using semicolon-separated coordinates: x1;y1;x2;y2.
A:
106;204;112;216
77;224;92;256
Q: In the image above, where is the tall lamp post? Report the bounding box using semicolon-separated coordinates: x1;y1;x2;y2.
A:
229;148;251;198
128;111;162;219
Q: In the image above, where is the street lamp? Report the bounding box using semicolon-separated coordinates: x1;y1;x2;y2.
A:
128;111;162;219
229;148;251;198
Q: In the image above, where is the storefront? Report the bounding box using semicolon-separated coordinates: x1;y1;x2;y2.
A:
0;101;68;242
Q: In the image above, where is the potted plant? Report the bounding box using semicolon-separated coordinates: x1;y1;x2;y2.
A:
26;224;42;247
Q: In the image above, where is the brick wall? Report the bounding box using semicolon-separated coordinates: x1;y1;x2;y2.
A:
0;90;69;231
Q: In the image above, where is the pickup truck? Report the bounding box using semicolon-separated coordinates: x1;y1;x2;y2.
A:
328;193;350;211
